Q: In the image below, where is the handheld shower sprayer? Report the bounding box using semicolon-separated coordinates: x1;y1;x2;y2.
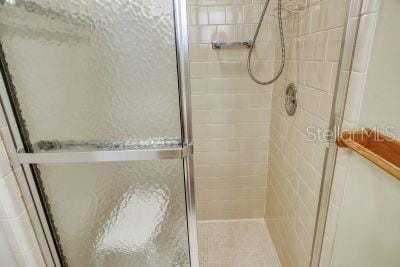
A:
247;0;285;85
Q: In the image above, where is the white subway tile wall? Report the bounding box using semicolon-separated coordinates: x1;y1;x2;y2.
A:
320;1;381;266
0;1;358;266
187;0;276;220
0;225;17;266
264;0;348;266
0;109;45;265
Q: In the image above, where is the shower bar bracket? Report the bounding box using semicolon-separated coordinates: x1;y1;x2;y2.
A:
212;40;253;49
15;146;190;164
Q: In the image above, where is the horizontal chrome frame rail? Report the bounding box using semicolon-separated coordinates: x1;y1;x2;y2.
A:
16;146;189;164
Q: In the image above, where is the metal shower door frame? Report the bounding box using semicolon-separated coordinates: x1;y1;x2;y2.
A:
310;0;361;265
0;0;198;266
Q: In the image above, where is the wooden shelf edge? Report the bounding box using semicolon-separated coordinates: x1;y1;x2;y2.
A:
337;128;400;181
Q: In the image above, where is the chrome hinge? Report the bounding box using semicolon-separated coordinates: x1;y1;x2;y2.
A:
182;143;194;157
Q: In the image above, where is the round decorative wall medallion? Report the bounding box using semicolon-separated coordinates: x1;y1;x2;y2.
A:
285;83;297;116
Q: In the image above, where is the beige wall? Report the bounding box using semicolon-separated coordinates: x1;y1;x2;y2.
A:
187;0;276;220
331;156;400;267
264;0;347;266
323;0;400;266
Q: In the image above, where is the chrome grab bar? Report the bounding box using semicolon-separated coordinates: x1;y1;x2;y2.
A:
212;40;253;49
15;138;193;164
16;146;191;164
16;147;189;164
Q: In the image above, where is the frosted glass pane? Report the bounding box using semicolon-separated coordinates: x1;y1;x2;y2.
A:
39;160;189;266
0;0;181;144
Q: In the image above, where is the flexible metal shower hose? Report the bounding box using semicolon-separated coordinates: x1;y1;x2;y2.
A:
247;0;285;85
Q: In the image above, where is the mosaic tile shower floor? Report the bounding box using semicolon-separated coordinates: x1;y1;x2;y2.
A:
197;220;280;267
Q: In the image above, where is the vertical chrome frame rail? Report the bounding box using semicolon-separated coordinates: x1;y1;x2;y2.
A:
173;0;199;266
311;0;362;265
0;77;61;264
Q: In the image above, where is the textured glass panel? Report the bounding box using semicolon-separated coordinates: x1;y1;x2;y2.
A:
39;160;189;266
0;0;181;145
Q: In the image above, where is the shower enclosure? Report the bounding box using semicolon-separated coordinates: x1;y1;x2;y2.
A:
0;0;362;266
0;0;197;266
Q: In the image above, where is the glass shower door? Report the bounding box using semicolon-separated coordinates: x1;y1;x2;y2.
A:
0;0;195;266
